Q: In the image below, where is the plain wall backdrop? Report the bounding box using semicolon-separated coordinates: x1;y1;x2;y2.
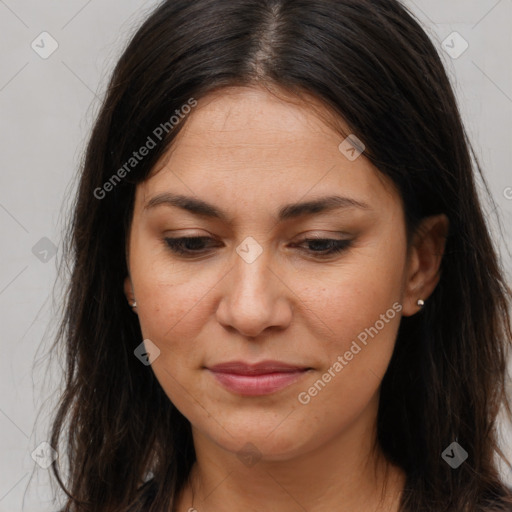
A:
0;1;511;510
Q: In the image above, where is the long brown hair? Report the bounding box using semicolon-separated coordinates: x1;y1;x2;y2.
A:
47;0;512;510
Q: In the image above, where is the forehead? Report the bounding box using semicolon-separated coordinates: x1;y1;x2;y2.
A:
138;85;400;215
185;85;334;131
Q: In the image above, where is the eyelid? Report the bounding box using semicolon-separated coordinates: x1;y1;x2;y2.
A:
292;230;351;240
163;234;353;259
162;230;351;244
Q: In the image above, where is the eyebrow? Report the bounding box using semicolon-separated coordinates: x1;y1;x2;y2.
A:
144;192;371;222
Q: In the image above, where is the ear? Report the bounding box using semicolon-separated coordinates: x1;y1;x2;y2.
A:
124;276;136;311
402;214;449;317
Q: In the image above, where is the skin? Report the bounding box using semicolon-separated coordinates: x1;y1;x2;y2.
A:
124;85;449;512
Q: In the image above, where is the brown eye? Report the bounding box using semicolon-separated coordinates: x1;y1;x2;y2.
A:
295;238;353;257
164;236;218;256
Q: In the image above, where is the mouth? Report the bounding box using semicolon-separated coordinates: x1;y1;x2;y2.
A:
206;360;313;396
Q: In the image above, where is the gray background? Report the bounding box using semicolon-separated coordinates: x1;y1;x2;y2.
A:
0;1;511;510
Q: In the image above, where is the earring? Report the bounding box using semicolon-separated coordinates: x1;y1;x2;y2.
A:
131;300;137;308
417;299;425;308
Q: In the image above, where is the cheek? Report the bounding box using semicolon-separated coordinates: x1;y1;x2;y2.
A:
128;238;216;354
132;266;214;413
134;271;213;350
296;238;405;347
294;238;405;405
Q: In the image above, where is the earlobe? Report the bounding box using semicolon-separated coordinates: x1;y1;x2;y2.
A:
401;214;449;317
124;276;137;311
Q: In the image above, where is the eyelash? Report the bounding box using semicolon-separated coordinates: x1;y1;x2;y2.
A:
163;236;353;258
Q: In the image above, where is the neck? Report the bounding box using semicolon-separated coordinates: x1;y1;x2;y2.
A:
176;398;405;512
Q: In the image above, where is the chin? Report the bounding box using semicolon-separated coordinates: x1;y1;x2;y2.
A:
202;420;308;463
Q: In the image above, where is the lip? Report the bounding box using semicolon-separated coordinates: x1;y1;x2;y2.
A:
207;360;312;396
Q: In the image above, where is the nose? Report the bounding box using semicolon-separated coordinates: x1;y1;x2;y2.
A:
215;248;293;339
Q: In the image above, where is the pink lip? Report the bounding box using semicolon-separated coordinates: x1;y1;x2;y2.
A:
207;360;311;396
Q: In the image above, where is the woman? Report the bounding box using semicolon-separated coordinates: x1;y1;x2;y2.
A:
48;0;512;510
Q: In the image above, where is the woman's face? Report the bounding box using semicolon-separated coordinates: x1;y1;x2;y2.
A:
125;85;418;461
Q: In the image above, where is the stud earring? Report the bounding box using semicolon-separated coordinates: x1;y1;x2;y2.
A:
131;300;137;308
417;299;425;308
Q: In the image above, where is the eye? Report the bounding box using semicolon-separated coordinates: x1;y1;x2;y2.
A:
163;236;353;258
164;236;219;256
294;238;353;257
